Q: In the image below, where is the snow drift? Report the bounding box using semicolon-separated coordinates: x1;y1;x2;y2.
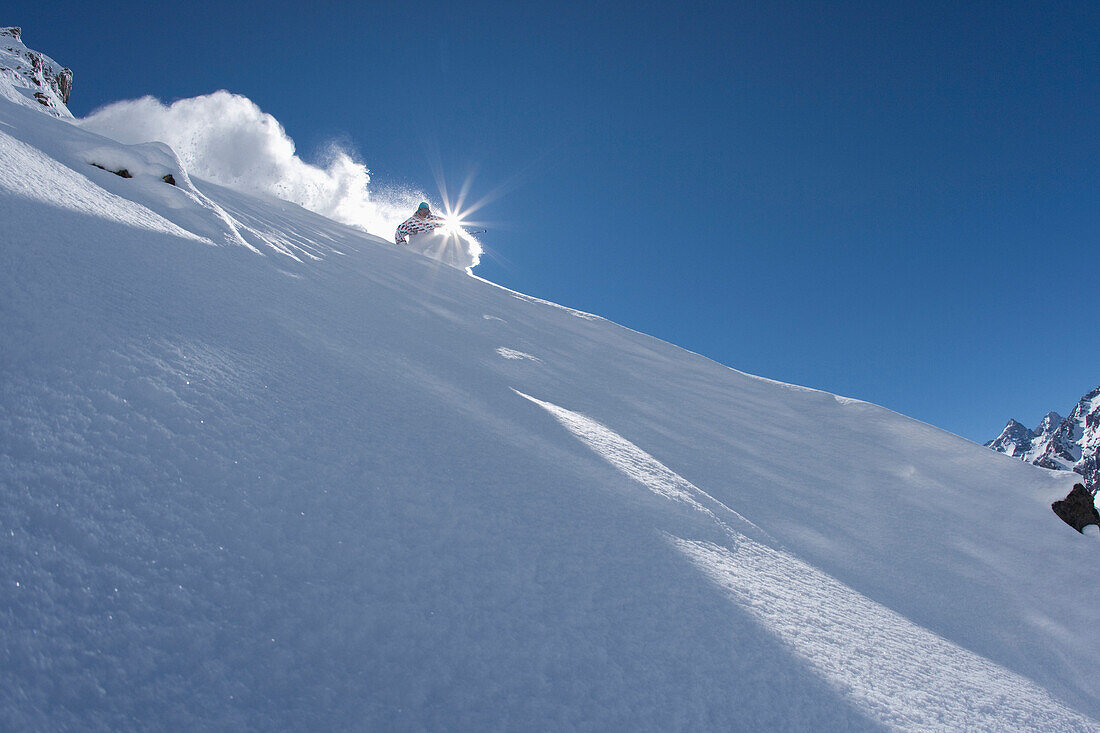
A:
2;36;1100;732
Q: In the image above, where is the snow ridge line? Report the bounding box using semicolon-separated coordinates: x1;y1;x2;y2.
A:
515;389;1099;732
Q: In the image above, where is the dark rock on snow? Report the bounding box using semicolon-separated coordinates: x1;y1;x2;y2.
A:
1052;484;1100;534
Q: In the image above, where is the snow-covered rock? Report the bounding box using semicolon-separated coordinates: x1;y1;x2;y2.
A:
3;30;1100;732
0;28;72;118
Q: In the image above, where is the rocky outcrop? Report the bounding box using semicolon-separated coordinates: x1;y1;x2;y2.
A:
55;63;72;103
1052;484;1100;533
0;27;73;117
90;162;133;178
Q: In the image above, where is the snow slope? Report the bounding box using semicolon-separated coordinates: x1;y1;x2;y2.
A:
2;85;1100;730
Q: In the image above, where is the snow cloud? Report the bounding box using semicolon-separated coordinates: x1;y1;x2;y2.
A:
79;90;422;238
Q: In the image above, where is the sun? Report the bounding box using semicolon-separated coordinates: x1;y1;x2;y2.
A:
437;211;468;238
424;160;496;244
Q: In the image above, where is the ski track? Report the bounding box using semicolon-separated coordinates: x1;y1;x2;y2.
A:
518;390;1100;732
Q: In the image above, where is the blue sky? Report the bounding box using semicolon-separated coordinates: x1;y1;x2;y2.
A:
12;0;1099;441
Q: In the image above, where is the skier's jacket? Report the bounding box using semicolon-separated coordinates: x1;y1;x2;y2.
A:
395;212;445;244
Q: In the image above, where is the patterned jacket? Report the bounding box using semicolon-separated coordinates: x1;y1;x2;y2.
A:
395;212;445;244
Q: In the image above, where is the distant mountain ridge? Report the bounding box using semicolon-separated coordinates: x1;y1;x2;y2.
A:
987;386;1100;493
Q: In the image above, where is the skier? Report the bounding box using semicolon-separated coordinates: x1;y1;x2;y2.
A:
395;202;445;245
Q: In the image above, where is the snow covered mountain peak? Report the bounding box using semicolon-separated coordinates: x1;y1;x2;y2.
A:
988;386;1100;494
985;417;1035;456
1025;409;1069;464
1036;411;1064;435
0;27;72;118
